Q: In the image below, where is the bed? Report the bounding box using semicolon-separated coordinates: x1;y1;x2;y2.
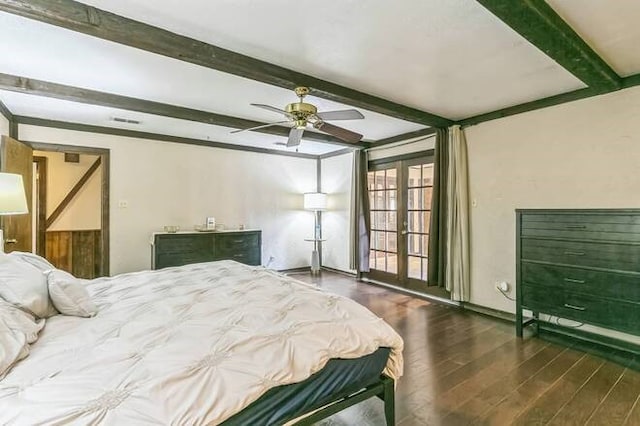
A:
0;258;403;425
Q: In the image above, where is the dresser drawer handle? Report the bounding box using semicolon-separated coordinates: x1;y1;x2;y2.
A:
232;239;244;243
563;278;585;284
563;251;586;256
233;254;244;258
564;303;586;311
565;225;587;229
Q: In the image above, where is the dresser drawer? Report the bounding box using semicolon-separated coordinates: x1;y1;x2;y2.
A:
522;262;640;303
215;233;260;254
521;238;640;272
522;285;640;334
521;213;640;243
155;234;214;254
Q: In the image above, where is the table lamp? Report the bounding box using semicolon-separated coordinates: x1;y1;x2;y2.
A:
0;172;29;253
304;192;327;274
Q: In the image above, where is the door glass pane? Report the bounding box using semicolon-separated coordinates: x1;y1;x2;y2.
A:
422;258;428;281
408;234;420;255
387;212;397;231
408;256;421;279
387;253;397;274
423;211;431;230
422;235;429;255
386;168;397;189
422;164;434;186
408;211;420;233
386;190;397;210
369;250;376;269
368;171;375;190
375;170;385;189
374;212;386;231
377;232;386;252
386;232;397;252
408;188;421;210
374;191;385;209
408;165;422;188
423;187;433;209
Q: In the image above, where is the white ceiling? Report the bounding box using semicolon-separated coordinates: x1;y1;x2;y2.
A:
547;0;640;77
0;1;636;155
1;90;340;155
75;0;586;120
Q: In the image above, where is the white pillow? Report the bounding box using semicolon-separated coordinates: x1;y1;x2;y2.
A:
0;255;58;318
8;251;56;272
47;270;98;318
0;299;45;379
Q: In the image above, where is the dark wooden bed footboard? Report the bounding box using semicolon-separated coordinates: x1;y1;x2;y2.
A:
293;375;395;426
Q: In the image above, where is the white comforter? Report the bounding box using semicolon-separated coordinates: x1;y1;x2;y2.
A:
0;261;403;425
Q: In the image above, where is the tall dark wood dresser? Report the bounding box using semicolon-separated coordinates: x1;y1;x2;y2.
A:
516;209;640;366
152;230;261;269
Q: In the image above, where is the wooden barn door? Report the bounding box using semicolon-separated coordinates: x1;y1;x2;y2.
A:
0;136;33;253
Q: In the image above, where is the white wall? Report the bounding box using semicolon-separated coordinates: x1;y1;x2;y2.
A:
466;86;640;318
0;114;8;136
321;152;354;273
34;151;102;231
21;125;317;275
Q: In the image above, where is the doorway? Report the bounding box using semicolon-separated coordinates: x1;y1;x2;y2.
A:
30;142;110;278
365;153;446;296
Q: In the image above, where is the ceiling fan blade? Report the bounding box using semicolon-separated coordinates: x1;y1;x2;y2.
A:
251;103;290;116
230;120;290;134
314;121;363;143
315;109;365;121
287;127;304;147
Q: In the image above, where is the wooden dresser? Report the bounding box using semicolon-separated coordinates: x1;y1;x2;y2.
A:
516;209;640;363
152;230;261;269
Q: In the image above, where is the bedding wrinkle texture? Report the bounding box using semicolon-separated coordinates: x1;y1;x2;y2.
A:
0;260;403;425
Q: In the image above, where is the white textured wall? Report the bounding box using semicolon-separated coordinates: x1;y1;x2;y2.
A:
321;152;354;273
34;151;102;231
0;113;8;136
466;86;640;323
21;125;317;275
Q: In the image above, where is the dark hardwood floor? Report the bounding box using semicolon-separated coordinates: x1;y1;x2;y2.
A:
292;271;640;426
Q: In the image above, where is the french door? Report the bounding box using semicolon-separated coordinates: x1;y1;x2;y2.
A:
366;156;433;292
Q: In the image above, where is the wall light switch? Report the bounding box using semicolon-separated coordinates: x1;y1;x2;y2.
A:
472;199;478;207
118;200;129;209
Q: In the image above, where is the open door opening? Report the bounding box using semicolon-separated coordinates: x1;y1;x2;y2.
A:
30;145;109;279
1;136;33;253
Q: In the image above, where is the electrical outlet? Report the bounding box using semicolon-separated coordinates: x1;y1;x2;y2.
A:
495;281;510;293
118;200;129;209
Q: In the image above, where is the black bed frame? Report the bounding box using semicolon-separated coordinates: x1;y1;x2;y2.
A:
291;375;395;426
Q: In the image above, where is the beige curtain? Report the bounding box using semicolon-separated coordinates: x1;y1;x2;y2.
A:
445;125;470;301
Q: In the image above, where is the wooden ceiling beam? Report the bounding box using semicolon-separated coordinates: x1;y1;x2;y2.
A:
459;72;640;127
367;127;436;148
477;0;622;92
0;72;361;147
0;0;453;127
15;116;320;159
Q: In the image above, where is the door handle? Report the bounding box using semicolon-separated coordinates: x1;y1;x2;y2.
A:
563;278;585;284
401;230;408;235
564;303;586;311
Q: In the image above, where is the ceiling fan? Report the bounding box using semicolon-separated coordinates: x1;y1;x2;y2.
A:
231;87;365;147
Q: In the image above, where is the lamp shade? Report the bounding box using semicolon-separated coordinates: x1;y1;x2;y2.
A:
0;173;28;215
303;192;327;211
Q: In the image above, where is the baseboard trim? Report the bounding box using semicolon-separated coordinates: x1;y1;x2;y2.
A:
320;266;357;277
462;302;515;323
278;266;311;274
359;278;460;307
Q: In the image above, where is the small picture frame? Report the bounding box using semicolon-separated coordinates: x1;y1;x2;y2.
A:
206;217;216;230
